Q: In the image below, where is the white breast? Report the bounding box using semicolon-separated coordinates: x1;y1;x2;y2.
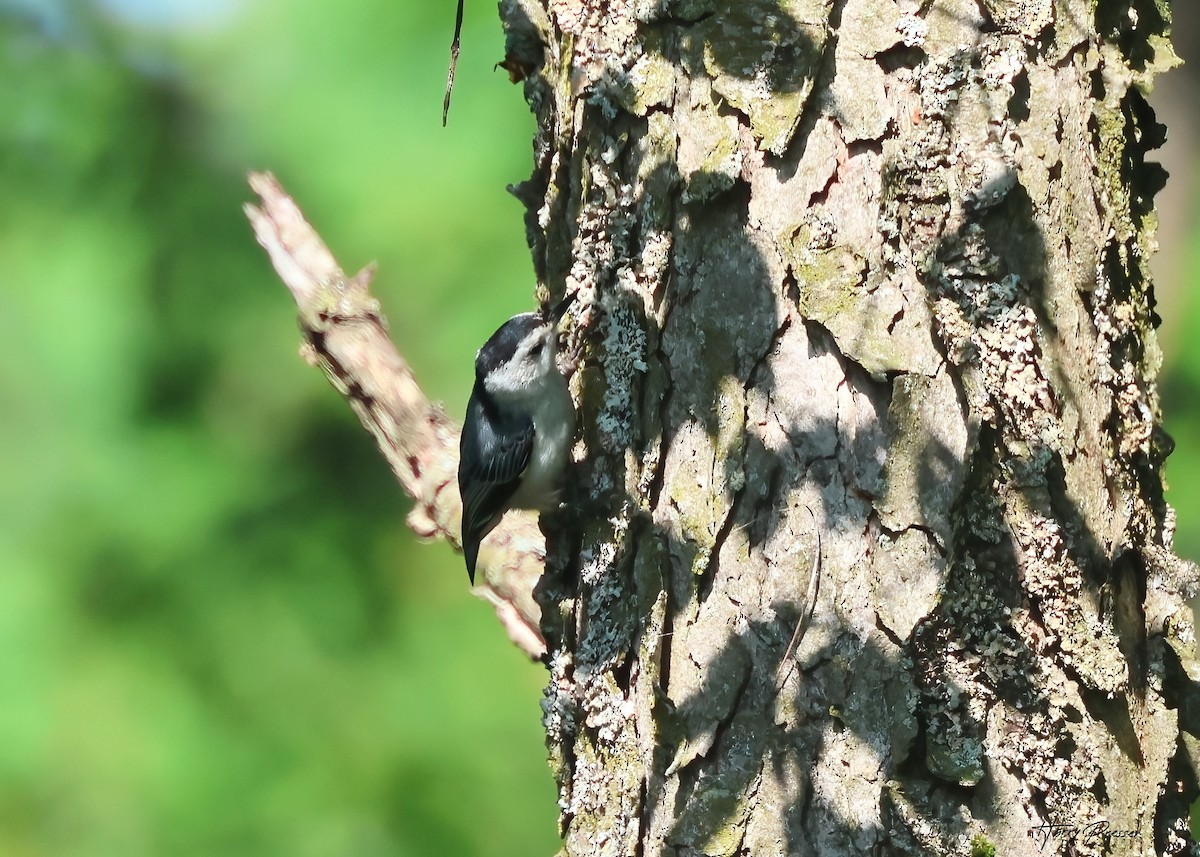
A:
508;372;574;511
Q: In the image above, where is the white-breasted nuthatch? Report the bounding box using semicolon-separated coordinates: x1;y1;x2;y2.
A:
458;294;575;583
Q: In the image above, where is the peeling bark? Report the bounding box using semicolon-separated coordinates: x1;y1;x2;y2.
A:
500;0;1200;854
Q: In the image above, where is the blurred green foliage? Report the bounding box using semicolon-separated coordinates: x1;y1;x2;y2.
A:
0;0;558;855
1161;219;1200;562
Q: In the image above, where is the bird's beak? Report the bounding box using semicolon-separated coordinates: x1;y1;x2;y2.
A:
546;290;575;323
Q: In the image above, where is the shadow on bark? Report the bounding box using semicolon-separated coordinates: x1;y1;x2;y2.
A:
501;0;1197;852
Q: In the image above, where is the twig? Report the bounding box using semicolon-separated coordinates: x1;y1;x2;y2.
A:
443;0;465;126
776;509;822;692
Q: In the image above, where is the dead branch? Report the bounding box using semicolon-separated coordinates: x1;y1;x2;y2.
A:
244;171;545;659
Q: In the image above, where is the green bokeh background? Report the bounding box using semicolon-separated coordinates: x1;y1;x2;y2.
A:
2;0;558;854
1;1;1197;855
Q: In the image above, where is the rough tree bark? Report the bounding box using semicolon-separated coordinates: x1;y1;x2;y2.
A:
490;0;1200;855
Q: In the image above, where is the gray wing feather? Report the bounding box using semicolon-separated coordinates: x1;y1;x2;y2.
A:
458;387;534;581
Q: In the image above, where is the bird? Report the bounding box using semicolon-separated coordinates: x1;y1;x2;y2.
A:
457;294;575;582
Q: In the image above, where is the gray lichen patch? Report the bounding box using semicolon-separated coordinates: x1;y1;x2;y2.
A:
925;730;984;787
979;0;1052;39
597;299;649;451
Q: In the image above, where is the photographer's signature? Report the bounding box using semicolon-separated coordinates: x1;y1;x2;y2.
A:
1031;821;1141;851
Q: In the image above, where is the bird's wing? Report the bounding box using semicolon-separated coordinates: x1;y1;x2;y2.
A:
459;391;534;580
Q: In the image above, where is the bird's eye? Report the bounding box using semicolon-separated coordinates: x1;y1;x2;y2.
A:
530;341;544;357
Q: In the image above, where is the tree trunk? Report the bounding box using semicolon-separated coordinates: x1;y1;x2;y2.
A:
499;0;1198;854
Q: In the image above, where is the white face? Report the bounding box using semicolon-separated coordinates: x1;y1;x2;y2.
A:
484;324;557;399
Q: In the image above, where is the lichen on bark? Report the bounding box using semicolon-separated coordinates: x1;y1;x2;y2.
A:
500;0;1200;853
